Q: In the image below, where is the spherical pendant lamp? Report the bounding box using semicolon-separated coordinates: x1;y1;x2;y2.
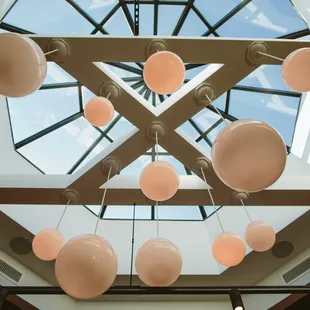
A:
32;228;64;261
135;238;182;287
84;96;114;127
245;221;276;252
143;51;185;95
0;33;47;98
282;48;310;92
55;234;117;300
140;161;179;201
212;232;246;267
212;119;287;193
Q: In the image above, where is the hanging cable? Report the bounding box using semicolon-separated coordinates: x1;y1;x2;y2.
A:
155;131;159;237
155;131;159;162
201;167;224;232
129;203;136;286
257;51;284;62
56;199;71;230
240;199;252;222
95;166;112;235
204;93;229;125
44;49;59;56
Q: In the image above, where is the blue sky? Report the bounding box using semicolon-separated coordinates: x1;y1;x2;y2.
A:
1;0;308;220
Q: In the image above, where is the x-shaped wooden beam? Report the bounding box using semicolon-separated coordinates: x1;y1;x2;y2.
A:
1;36;310;206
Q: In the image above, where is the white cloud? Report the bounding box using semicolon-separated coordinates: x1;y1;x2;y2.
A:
252;12;287;34
266;95;296;116
89;0;117;10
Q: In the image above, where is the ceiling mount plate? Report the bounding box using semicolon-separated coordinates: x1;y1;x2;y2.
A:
61;189;79;204
146;39;169;58
195;84;215;105
247;41;267;64
193;157;211;174
46;39;69;60
146;121;165;141
101;157;121;176
232;191;249;203
99;81;121;101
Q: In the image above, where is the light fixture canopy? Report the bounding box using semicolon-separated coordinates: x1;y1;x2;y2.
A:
212;119;287;192
0;33;47;98
135;238;182;287
55;234;118;300
32;228;64;261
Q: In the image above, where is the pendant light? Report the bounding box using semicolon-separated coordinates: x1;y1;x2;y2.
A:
32;199;70;261
0;33;47;98
55;166;118;300
143;51;185;95
201;168;246;267
136;134;182;286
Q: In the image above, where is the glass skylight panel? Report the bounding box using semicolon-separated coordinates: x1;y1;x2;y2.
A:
178;121;201;141
104;7;133;35
86;205;101;216
204;205;221;217
195;0;244;26
156;206;203;220
121;155;152;175
107;117;134;140
104;206;151;220
158;5;184;35
237;65;294;92
44;63;76;85
178;10;208;36
4;0;94;34
192;108;221;132
229;90;300;146
158;155;187;175
185;65;208;80
73;0;117;22
128;4;154;35
217;0;307;38
18;117;101;174
8;87;80;143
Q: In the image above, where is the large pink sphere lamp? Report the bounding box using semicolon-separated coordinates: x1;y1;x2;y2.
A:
282;48;310;92
212;232;246;267
32;228;64;261
245;221;276;252
0;33;47;97
55;234;118;300
84;96;114;127
143;51;185;95
212;119;287;192
140;161;179;201
135;238;182;286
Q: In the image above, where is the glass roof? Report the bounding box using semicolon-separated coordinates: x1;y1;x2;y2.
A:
1;0;308;221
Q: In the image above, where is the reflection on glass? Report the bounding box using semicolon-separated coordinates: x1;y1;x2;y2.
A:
19;117;101;174
4;0;94;34
229;90;299;146
156;206;203;220
9;87;80;143
121;155;152;175
218;0;307;38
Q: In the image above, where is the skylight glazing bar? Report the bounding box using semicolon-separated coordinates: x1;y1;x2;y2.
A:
172;0;195;35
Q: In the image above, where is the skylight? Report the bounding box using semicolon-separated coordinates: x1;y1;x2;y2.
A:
1;0;308;221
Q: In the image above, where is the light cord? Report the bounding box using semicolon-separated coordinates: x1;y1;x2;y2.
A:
56;199;71;230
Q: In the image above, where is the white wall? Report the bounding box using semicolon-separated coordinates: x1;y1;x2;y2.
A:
291;0;310;27
0;0;15;20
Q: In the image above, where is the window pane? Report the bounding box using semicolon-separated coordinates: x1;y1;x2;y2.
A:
229;90;300;146
192;108;220;132
18;117;101;174
128;4;154;35
44;63;76;84
156;206;203;220
4;0;94;34
218;0;307;38
121;155;152;175
158;5;184;35
185;65;208;80
178;10;208;36
158;155;186;175
178;121;201;141
195;0;244;25
107;117;134;140
238;65;291;91
104;206;151;219
104;7;132;35
85;205;101;216
8;87;80;143
73;0;116;22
